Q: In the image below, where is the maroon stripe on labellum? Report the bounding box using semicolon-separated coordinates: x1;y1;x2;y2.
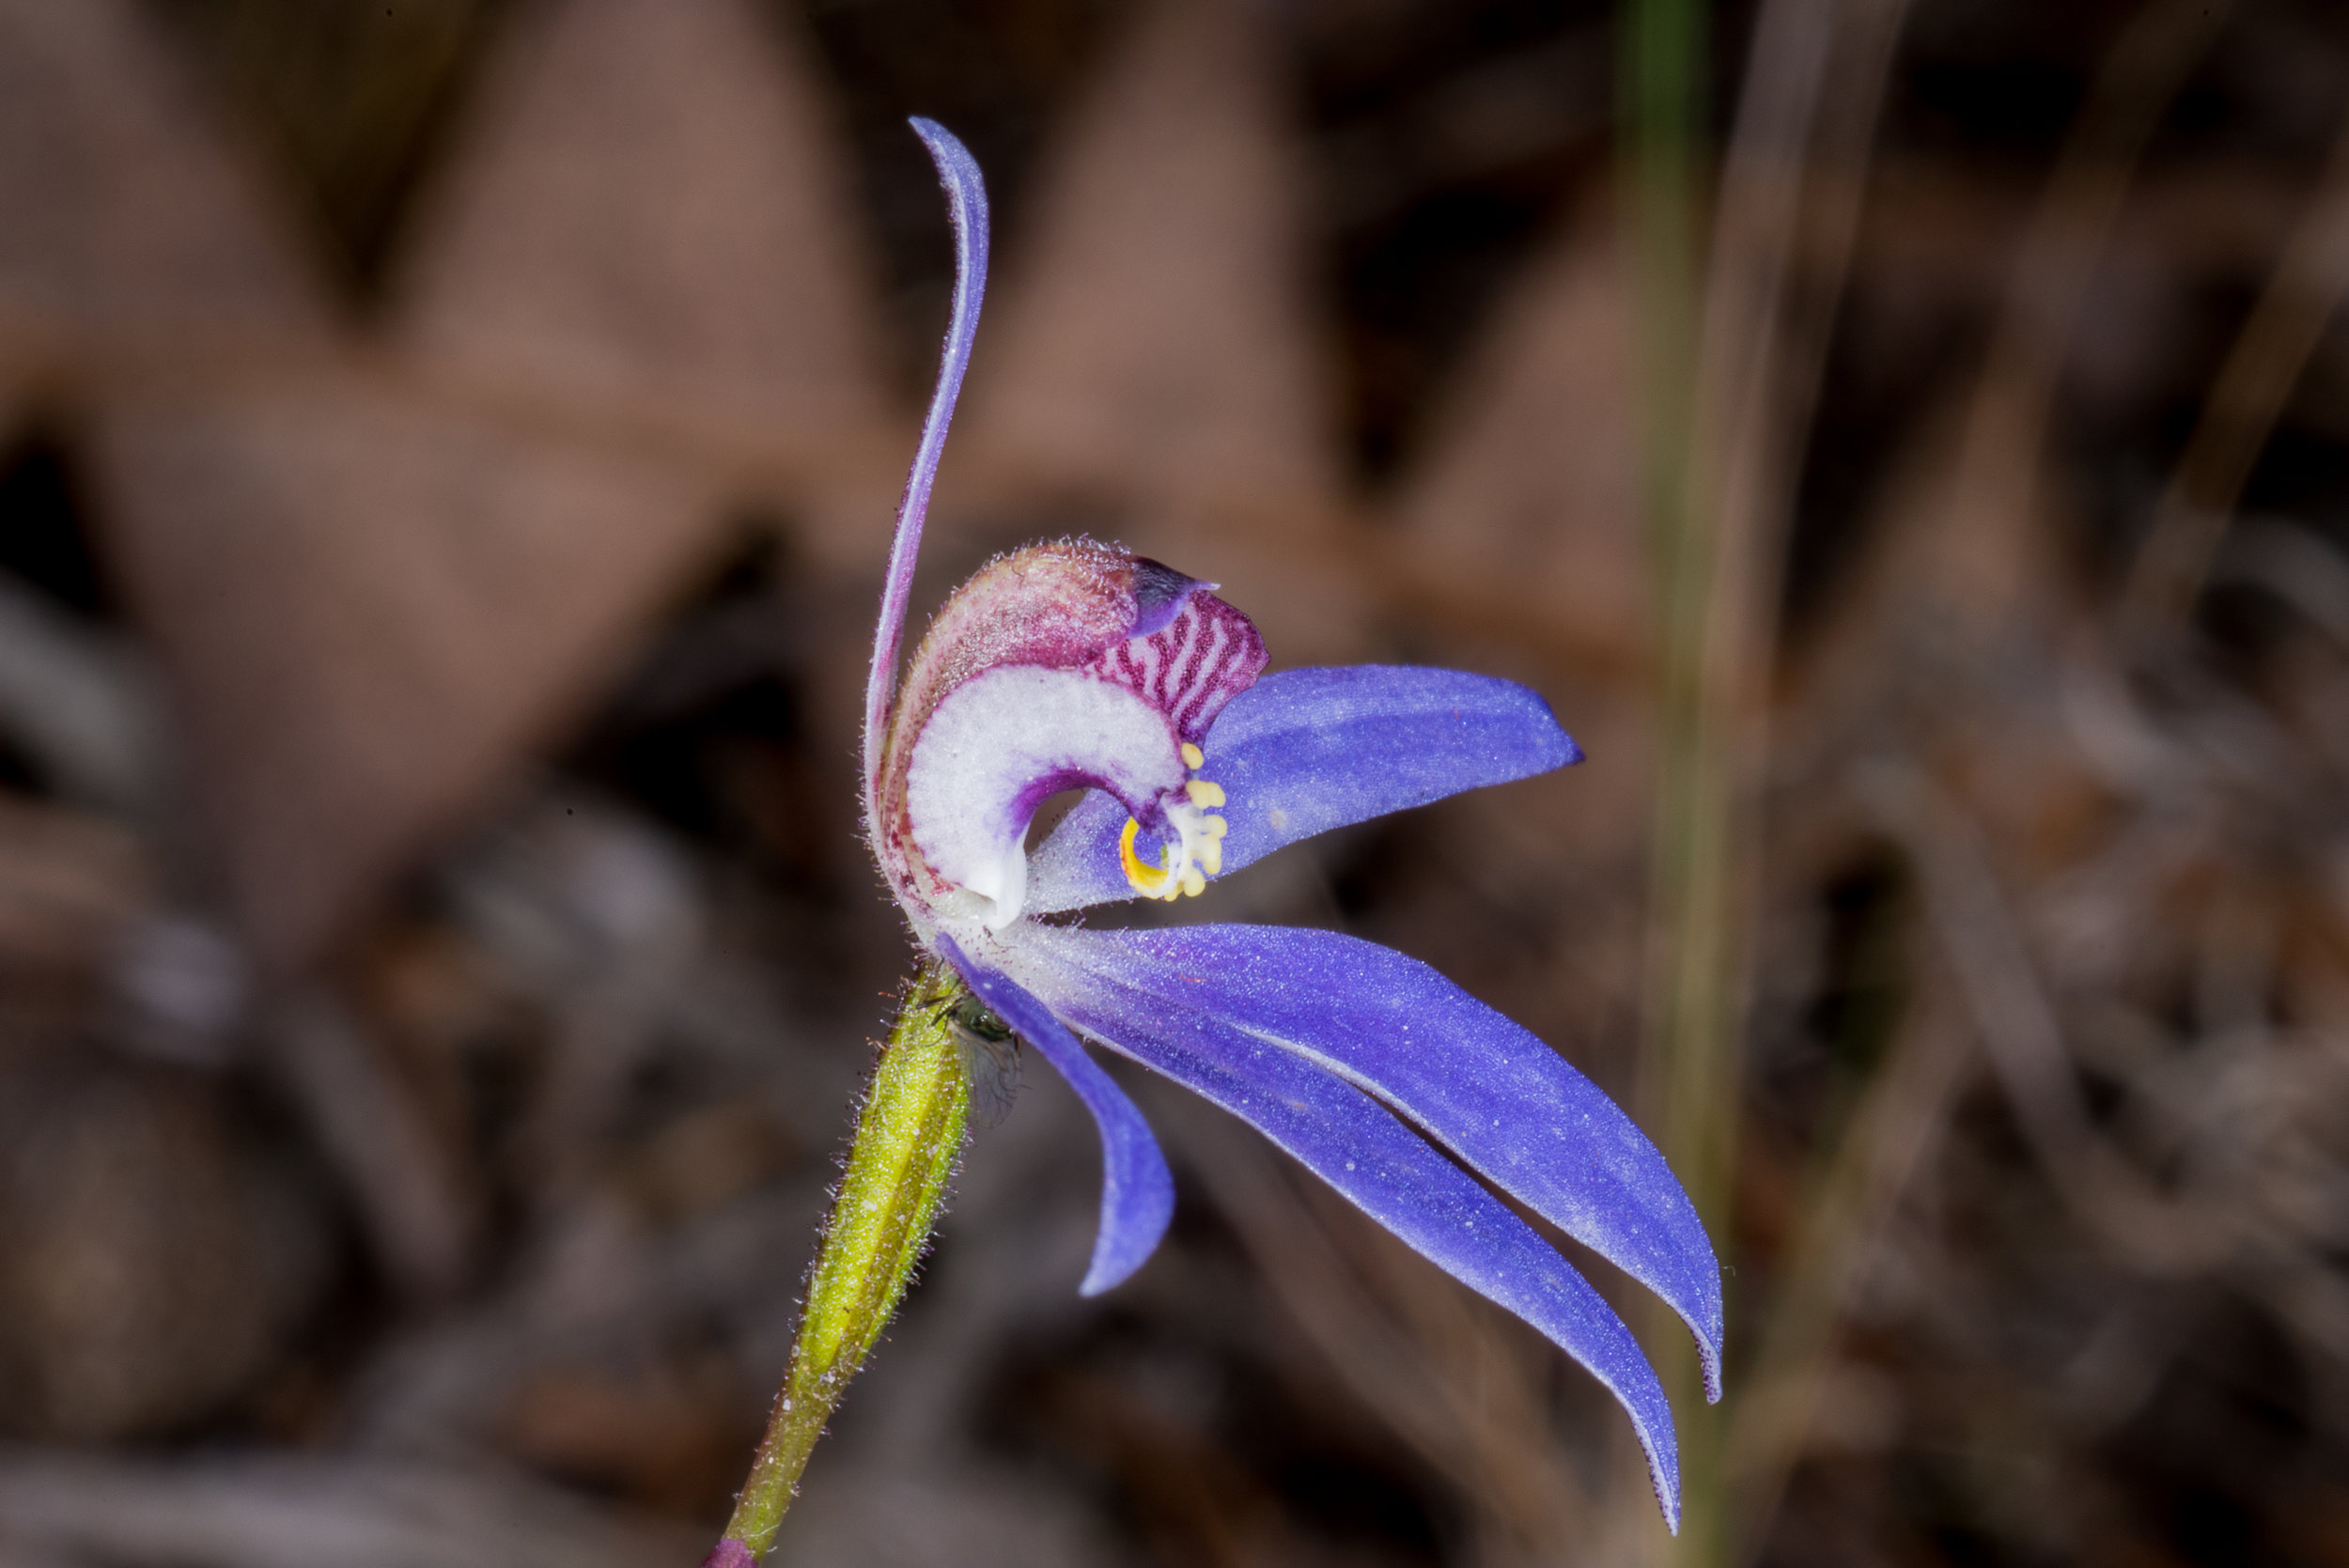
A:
870;537;1263;911
1089;589;1264;748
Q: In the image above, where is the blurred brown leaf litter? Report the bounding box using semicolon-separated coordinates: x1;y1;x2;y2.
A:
0;0;2341;1564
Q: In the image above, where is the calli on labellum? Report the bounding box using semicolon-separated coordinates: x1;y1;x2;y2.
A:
856;120;1724;1530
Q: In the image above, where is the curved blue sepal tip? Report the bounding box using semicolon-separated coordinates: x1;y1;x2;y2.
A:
1003;924;1686;1528
1053;923;1725;1395
935;935;1175;1296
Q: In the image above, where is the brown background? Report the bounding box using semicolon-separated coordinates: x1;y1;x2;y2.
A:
0;1;2343;1564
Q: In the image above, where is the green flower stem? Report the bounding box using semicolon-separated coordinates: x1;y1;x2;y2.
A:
1624;0;1732;1560
715;959;972;1562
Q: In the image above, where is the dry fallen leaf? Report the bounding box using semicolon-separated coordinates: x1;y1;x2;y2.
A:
1387;196;1650;677
90;370;714;968
957;0;1359;659
0;0;328;360
396;0;889;477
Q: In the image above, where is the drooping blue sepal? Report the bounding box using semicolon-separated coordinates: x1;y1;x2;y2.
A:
1002;924;1687;1531
1031;923;1724;1400
935;934;1175;1296
1027;666;1579;913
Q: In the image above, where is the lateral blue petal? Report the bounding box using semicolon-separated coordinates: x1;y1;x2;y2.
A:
1002;926;1683;1531
1024;924;1723;1400
934;934;1174;1296
1028;665;1580;913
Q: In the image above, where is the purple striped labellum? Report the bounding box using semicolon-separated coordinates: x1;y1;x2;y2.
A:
873;541;1265;931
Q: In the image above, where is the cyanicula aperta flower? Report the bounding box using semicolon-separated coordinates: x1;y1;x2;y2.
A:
876;121;1722;1529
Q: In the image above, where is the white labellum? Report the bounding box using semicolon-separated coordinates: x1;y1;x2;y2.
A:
904;664;1184;928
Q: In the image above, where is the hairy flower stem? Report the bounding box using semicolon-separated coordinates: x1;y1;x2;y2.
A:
708;961;972;1565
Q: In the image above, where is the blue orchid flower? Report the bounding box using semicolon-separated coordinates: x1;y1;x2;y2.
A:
870;120;1722;1529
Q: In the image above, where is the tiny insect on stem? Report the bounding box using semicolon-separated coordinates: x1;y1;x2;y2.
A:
941;989;1025;1129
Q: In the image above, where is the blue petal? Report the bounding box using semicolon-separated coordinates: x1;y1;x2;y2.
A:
1027;924;1724;1401
1027;666;1580;913
934;935;1174;1296
1001;926;1686;1530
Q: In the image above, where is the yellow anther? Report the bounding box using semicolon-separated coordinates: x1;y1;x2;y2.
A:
1118;779;1231;901
1118;816;1175;897
1181;741;1205;769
